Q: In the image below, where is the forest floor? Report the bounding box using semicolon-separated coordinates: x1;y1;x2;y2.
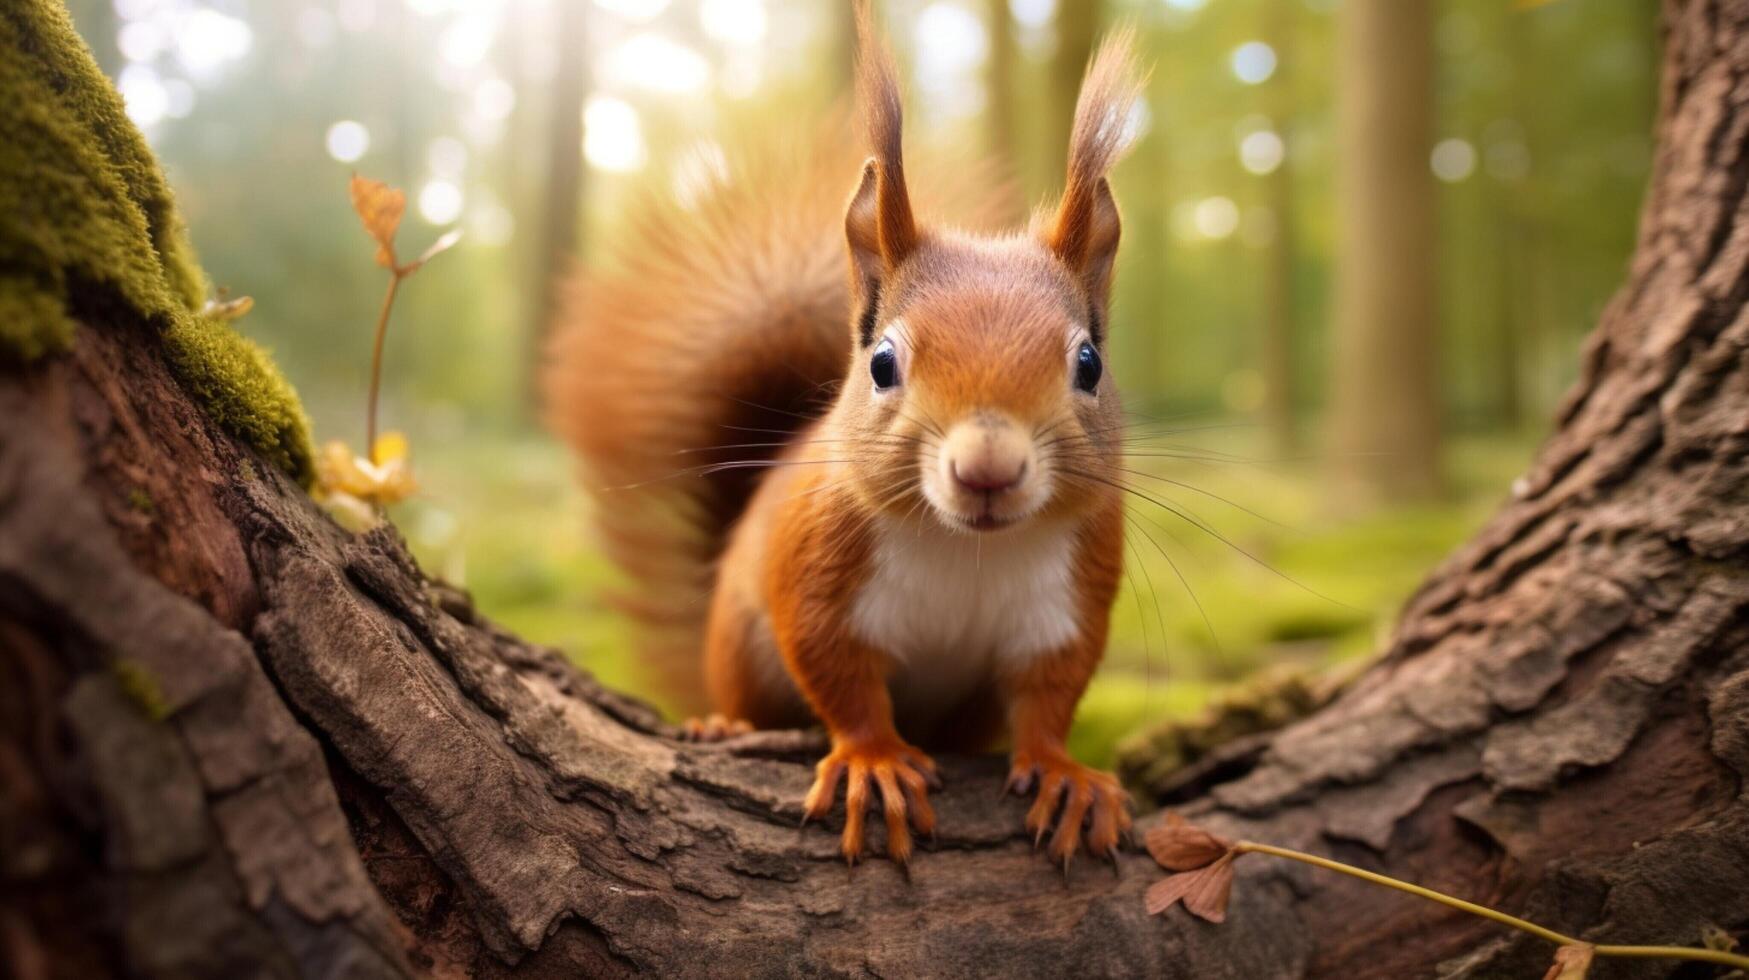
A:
392;426;1535;768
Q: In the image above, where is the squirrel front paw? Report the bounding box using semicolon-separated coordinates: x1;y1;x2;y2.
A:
681;713;753;741
803;736;939;865
1008;749;1132;868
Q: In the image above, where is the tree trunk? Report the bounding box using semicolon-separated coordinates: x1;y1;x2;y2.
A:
1260;0;1300;457
1329;0;1442;502
1050;0;1099;174
985;0;1025;223
7;2;1749;978
524;0;587;405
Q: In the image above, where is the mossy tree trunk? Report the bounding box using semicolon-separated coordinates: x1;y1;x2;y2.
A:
6;1;1749;978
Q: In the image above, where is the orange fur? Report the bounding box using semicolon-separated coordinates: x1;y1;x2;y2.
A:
546;5;1145;867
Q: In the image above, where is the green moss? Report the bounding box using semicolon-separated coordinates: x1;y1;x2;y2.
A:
0;276;75;358
112;659;169;721
163;315;314;481
1114;665;1341;802
0;1;313;484
126;486;154;514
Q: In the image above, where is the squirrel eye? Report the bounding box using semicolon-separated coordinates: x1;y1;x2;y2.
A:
1074;341;1102;393
870;338;900;390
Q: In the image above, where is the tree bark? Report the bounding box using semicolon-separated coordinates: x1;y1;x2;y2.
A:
6;1;1749;978
1329;0;1442;503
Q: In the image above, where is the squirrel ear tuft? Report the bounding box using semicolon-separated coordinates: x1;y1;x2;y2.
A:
844;0;917;345
845;159;887;346
1048;27;1145;320
850;0;916;266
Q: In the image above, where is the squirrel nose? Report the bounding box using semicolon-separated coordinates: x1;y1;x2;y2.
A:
942;417;1032;496
952;458;1026;494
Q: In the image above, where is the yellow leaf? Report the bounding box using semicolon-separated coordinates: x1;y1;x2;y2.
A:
349;174;404;269
372;456;418;505
314;436;418;513
316;439;376;498
371;430;409;466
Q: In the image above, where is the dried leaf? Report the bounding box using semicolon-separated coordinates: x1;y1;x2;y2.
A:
1145;813;1234;871
1145;871;1198;917
314;437;417;510
412;228;463;269
1181;853;1236;923
317;440;376;498
371;455;418;504
1144;853;1236;923
201;291;253;321
349;174;404;269
1542;944;1594;980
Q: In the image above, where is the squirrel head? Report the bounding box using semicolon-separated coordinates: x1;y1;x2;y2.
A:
835;7;1144;534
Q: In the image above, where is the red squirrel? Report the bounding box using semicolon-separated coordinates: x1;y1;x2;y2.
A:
546;4;1142;868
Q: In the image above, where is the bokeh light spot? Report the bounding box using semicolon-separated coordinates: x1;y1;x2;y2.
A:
593;0;670;22
418;179;465;225
118;64;169;127
1240;129;1285;175
584;96;647;172
472;78;516;120
1009;0;1055;28
1194;196;1240;239
605;33;710;94
1431;138;1477;182
326;120;371;162
1231;41;1277;85
700;0;767;46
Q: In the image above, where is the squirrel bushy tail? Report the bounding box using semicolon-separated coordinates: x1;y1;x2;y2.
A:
543;115;1008;712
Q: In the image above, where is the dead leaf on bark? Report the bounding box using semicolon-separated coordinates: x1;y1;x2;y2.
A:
1144;852;1237;923
1145;812;1234;871
1143;814;1240;923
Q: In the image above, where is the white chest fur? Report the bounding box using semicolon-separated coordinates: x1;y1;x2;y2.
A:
849;518;1082;719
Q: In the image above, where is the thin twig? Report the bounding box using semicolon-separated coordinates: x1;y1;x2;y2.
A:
366;271;402;458
1234;841;1749;971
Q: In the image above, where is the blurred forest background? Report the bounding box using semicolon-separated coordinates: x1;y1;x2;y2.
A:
62;0;1659;763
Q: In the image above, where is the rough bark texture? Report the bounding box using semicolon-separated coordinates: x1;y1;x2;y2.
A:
6;2;1749;978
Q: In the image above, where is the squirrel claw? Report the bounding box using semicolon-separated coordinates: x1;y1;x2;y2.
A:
682;713;753;742
1009;750;1132;871
802;737;937;867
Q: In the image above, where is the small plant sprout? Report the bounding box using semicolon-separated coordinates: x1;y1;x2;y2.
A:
1144;814;1749;977
201;286;254;321
313;174;461;526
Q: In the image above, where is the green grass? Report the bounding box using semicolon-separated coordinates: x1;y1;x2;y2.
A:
397;427;1533;765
